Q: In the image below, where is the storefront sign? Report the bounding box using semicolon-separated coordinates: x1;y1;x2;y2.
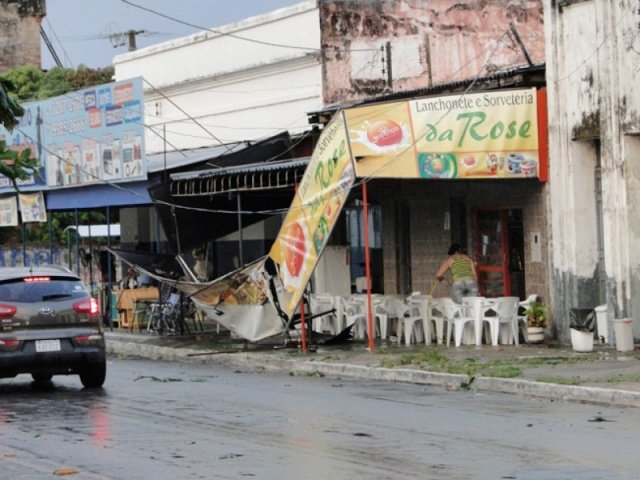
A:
18;192;46;223
0;78;146;193
0;196;18;226
269;112;355;318
345;88;544;180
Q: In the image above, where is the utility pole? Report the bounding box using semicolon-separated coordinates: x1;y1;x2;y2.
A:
127;30;146;51
109;29;147;51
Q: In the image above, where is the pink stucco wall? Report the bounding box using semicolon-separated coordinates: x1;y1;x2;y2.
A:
320;0;545;104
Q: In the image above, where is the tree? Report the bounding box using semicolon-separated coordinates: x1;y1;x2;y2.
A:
1;65;44;101
0;65;115;102
67;65;114;90
0;78;40;191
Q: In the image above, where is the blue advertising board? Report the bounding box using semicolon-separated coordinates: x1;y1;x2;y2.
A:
0;77;146;193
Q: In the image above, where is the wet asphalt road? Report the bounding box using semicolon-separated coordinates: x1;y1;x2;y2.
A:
0;356;639;480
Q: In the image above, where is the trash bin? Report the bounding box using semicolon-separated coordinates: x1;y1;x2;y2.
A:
594;305;608;344
613;318;634;352
570;328;594;352
569;308;596;352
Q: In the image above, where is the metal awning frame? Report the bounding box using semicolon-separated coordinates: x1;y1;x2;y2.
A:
170;160;308;197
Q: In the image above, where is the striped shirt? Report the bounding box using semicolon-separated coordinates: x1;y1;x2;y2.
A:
450;255;474;282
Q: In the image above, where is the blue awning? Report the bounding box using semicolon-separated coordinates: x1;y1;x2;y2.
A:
46;181;154;210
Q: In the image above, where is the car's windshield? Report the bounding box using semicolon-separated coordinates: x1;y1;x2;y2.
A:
0;276;89;303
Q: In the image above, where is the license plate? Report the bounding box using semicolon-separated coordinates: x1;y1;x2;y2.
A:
35;339;61;352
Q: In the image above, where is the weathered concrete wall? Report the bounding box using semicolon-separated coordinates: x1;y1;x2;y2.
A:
320;0;545;104
544;0;640;342
0;1;43;72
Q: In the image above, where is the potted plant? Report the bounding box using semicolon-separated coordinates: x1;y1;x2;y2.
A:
525;301;547;343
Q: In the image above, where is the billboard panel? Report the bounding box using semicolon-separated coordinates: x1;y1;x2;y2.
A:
346;88;542;180
0;77;146;193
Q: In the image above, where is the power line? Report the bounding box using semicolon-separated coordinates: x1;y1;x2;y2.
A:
143;78;237;155
40;27;63;68
44;18;73;68
14;125;292;216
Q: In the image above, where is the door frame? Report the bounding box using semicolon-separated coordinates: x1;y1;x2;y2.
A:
473;207;511;297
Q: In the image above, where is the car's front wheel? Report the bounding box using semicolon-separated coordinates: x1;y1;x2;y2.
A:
31;373;53;383
79;360;106;388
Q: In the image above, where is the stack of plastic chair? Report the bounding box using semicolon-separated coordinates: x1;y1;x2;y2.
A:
393;298;425;345
517;294;539;343
483;296;520;346
441;297;476;347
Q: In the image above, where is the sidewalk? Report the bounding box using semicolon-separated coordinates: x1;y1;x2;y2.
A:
104;328;640;409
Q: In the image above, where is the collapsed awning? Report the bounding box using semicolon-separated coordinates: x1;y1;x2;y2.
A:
108;248;187;279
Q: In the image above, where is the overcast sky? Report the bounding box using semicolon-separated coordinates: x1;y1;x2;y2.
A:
41;0;304;70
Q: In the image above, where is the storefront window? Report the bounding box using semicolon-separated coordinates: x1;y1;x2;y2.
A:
345;202;383;292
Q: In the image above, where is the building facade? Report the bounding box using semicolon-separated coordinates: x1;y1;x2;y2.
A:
114;1;321;154
314;0;550;319
544;0;640;341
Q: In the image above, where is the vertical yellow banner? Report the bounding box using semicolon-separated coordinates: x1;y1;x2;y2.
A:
269;112;355;318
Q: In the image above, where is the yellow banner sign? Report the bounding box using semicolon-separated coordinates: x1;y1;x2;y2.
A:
346;88;540;179
269;112;355;318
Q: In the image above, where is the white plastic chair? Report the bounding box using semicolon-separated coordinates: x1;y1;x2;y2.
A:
309;294;339;334
441;297;476;347
484;296;520;346
393;298;425;345
429;299;446;345
365;295;395;339
518;294;539;343
407;293;434;344
340;297;367;339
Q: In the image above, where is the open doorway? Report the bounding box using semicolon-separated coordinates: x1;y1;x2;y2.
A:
473;208;525;298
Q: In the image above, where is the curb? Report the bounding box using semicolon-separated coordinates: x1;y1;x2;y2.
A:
106;338;640;409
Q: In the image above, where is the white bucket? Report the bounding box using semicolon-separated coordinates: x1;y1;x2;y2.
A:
613;318;634;352
570;328;594;352
595;305;608;344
